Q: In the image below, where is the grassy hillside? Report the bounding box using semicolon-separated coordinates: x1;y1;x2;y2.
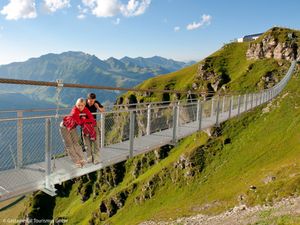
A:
10;27;300;225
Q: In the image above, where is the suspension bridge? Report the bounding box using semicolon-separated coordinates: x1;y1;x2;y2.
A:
0;61;297;202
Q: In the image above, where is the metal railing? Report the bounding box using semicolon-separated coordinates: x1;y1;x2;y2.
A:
0;61;296;200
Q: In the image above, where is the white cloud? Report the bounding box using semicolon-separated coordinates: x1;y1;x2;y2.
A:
113;17;120;25
82;0;120;17
77;14;85;19
43;0;71;13
77;4;88;19
186;14;212;30
120;0;151;17
174;26;180;32
82;0;96;8
1;0;37;20
81;0;151;18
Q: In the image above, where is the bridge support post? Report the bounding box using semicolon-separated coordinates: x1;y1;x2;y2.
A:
271;90;273;100
100;113;105;148
176;101;180;128
43;118;56;196
129;111;135;158
222;96;225;113
245;94;248;111
215;97;221;127
146;104;151;135
17;111;23;168
211;97;214;117
197;100;203;131
255;94;258;106
259;92;262;105
237;95;241;115
196;99;200;122
172;102;178;144
228;96;232;119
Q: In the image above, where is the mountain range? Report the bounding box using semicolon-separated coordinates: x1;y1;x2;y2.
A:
0;52;195;108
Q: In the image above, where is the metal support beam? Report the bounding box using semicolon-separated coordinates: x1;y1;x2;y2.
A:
197;100;203;131
215;97;221;127
237;95;241;115
17;111;23;168
222;96;225;113
244;94;248;111
146;104;151;135
228;96;232;119
129;111;135;158
100;113;105;148
211;97;214;117
172;102;178;144
43;118;56;196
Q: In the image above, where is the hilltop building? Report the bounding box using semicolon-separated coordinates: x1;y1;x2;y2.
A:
237;33;263;42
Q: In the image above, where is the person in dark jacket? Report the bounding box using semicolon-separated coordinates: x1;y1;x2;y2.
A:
60;98;96;167
82;93;105;164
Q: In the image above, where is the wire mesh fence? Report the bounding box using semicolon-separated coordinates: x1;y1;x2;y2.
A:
150;105;174;134
103;110;130;146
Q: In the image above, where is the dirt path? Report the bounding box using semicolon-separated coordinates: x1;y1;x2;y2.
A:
140;196;300;225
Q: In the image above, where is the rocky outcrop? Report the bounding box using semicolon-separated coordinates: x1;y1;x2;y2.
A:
194;59;231;94
246;34;298;61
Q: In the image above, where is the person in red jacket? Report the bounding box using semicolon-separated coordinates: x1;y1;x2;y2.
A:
60;98;96;167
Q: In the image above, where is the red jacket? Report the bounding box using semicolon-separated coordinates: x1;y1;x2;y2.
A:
63;106;96;139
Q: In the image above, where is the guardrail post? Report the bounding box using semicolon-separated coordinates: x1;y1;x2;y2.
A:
172;102;178;144
146;104;151;135
222;96;225;113
176;101;180;128
44;118;56;196
129;111;135;158
196;99;200;122
259;92;262;105
17;111;23;168
228;96;232;119
211;97;214;117
244;94;248;111
271;90;273;100
251;93;254;109
215;97;221;127
197;100;203;131
237;95;241;115
100;113;105;148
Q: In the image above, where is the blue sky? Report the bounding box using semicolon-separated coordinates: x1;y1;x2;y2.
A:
0;0;299;65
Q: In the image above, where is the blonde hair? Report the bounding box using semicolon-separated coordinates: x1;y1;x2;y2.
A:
76;98;86;106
